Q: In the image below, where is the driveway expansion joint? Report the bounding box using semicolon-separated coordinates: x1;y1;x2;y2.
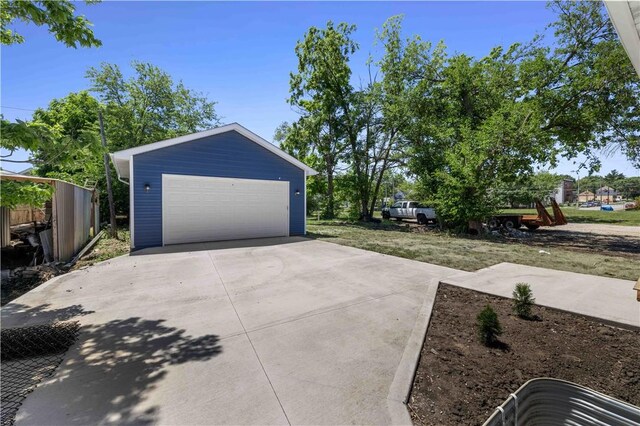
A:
207;252;292;426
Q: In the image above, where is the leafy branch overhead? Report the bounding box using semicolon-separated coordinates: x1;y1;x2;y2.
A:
0;180;54;209
0;0;102;48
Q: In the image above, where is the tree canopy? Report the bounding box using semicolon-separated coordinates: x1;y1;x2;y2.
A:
1;62;220;213
86;61;220;151
282;1;639;227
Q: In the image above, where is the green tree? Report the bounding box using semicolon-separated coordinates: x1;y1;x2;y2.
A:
274;120;327;215
1;0;101;47
1;111;100;175
496;172;570;207
85;61;220;215
408;1;639;228
0;180;54;209
604;169;625;191
86;61;220;151
30;91;103;184
355;16;445;219
287;22;356;218
1;0;101;207
577;175;604;195
618;176;640;199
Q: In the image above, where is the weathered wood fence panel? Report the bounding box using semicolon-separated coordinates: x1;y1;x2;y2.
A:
9;206;46;225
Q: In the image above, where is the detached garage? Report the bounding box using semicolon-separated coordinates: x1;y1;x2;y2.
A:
110;123;317;250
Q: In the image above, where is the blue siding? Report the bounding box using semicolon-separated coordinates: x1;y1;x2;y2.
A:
132;131;305;249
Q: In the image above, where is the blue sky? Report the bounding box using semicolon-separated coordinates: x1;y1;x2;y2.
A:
1;1;637;177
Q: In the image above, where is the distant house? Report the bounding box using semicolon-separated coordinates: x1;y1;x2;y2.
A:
596;186;617;203
577;191;595;203
554;179;575;204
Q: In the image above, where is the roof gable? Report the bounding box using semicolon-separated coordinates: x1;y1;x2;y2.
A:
110;123;317;180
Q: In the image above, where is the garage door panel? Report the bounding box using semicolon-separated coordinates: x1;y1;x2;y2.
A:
162;175;289;245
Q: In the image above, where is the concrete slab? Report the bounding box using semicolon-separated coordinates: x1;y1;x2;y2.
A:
443;262;640;328
2;238;462;425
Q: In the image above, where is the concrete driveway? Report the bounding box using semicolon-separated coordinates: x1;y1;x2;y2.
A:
2;237;462;425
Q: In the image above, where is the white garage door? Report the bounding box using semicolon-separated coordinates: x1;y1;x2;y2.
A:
162;174;289;245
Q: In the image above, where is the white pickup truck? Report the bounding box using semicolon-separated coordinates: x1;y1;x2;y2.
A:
382;201;437;225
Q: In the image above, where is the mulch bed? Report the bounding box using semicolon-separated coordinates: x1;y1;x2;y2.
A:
408;284;640;426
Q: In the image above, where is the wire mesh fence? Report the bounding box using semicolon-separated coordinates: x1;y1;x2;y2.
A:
1;322;80;426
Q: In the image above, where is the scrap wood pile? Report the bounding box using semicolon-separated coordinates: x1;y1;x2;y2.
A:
0;264;66;306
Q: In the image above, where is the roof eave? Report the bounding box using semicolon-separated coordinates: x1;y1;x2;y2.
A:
605;1;640;77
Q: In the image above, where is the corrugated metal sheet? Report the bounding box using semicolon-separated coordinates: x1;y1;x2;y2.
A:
53;181;95;262
0;207;10;248
132;130;305;249
483;378;640;426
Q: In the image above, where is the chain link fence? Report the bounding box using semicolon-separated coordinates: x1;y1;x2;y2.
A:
1;322;80;426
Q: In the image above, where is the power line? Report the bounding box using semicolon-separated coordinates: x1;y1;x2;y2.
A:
0;106;37;112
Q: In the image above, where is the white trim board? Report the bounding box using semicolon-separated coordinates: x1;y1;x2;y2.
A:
605;1;640;77
129;157;135;249
111;123;318;180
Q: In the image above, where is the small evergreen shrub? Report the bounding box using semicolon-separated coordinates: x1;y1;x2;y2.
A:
512;283;535;319
476;305;502;346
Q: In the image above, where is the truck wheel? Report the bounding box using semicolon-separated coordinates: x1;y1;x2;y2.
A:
488;218;500;229
417;214;427;225
504;220;516;229
525;224;540;231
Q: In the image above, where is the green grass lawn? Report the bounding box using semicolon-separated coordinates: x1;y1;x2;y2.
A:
502;206;640;226
307;219;640;281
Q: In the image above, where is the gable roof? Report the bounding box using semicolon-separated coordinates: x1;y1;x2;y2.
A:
110;123;317;180
596;186;617;194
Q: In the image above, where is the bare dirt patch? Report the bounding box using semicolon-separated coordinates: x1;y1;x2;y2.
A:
516;223;640;257
408;284;640;426
400;220;640;258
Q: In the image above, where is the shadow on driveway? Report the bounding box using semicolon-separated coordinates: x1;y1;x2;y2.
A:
3;303;222;425
131;236;309;256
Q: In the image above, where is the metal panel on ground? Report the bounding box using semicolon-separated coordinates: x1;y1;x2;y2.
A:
483;378;640;426
162;174;289;245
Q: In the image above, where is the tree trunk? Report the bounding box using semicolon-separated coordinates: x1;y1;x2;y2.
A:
99;110;118;239
368;137;394;218
325;165;335;219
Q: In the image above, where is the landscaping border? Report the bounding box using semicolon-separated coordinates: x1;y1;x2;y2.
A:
387;278;441;423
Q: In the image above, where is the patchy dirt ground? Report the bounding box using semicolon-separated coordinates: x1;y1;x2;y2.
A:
401;221;640;258
408;284;640;426
1;231;130;306
72;230;130;270
520;223;640;257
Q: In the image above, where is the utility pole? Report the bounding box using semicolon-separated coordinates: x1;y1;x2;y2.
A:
99;110;118;239
576;172;580;208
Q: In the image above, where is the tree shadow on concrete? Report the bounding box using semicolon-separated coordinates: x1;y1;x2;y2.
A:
0;303;94;328
5;304;222;425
